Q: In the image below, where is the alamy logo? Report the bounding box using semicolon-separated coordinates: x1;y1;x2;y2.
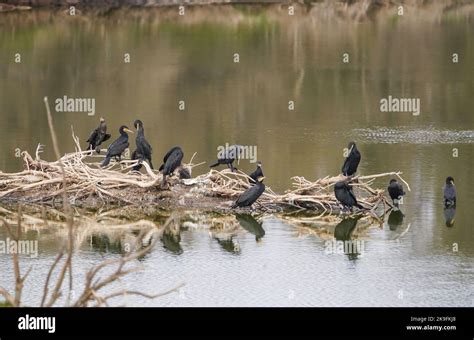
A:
380;95;420;116
217;143;257;163
0;238;38;258
324;239;365;255
18;314;56;334
55;95;95;116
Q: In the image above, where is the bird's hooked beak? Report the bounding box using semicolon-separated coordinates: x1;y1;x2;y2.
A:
124;128;134;134
257;176;265;182
100;117;105;122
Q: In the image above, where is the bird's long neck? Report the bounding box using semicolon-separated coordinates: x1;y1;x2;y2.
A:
137;127;145;137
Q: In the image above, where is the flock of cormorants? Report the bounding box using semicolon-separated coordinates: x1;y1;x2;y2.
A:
86;118;457;211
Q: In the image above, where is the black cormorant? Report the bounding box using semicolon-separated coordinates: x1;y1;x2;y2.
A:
341;141;361;176
249;161;263;183
209;144;243;172
86;117;111;153
232;176;265;208
387;179;406;207
443;176;456;208
159;146;184;187
334;181;363;211
178;167;191;179
101;125;133;167
131;119;153;171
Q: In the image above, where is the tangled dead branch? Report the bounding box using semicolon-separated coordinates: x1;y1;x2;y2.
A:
0;144;409;219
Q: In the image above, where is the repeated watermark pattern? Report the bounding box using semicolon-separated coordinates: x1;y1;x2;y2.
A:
0;238;38;258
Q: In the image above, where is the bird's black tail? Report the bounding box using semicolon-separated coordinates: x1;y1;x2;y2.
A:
355;203;364;209
148;159;154;170
209;161;220;168
101;156;111;167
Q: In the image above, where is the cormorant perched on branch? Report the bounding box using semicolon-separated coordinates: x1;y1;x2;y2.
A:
232;176;265;208
334;181;363;211
131;119;153;171
249;161;263;183
387;179;406;207
101;125;133;167
159;146;184;187
341;141;361;176
86;117;111;153
443;176;456;207
209;144;243;172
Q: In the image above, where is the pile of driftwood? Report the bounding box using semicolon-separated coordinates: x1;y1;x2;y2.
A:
194;169;410;219
0;135;409;220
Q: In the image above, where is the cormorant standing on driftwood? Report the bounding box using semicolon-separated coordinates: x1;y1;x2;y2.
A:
209;144;243;172
159;146;184;187
249;161;263;183
86;117;111;153
341;141;361;176
131;119;153;171
232;176;265;208
387;179;406;207
334;181;363;211
101;125;133;167
443;176;456;207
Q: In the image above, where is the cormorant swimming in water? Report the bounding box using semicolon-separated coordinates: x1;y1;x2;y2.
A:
159;146;184;187
387;179;406;207
131;119;153;171
86;117;111;153
232;176;265;208
249;161;263;184
443;176;456;207
334;181;363;211
209;144;243;172
101;125;133;167
341;141;361;176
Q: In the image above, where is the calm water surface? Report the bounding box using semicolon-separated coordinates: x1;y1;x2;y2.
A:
0;7;473;306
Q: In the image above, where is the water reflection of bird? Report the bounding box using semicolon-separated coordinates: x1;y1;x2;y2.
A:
161;230;183;254
387;179;406;208
334;218;358;241
443;176;456;208
101;125;133;167
86;117;111;153
341;141;361;176
249;161;263;184
216;238;240;254
159;146;184;188
334;181;362;211
232;176;265;208
236;214;265;241
209;144;243;172
443;207;456;227
131;119;153;171
387;210;404;231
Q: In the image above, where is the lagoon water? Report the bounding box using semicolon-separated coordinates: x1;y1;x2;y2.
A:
0;6;473;306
